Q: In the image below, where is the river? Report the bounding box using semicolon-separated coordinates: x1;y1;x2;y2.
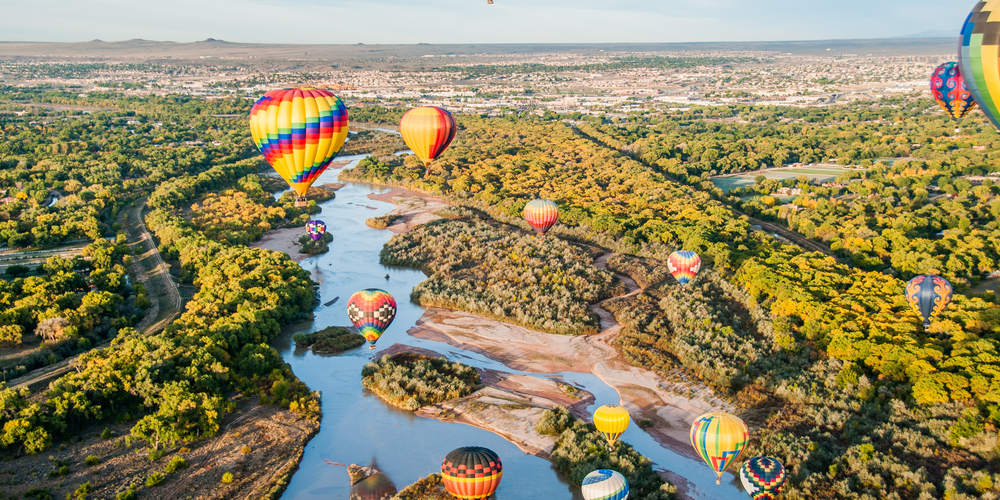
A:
276;155;746;500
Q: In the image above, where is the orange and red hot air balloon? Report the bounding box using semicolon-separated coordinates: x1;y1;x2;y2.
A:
250;88;349;207
399;106;457;167
523;199;559;236
441;447;502;500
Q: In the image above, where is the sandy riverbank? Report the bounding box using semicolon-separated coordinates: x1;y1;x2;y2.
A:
252;227;309;262
407;307;733;459
367;189;450;233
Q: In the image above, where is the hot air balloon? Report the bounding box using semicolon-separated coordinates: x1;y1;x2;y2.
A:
931;62;976;120
350;472;398;500
347;289;397;349
582;469;629;500
523;199;559;236
905;275;953;328
961;1;1000;131
306;220;327;241
690;412;749;485
441;447;502;500
739;456;786;500
249;88;348;207
667;250;701;286
399;106;457;167
594;404;630;451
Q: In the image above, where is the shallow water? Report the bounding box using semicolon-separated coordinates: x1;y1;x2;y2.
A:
277;156;746;500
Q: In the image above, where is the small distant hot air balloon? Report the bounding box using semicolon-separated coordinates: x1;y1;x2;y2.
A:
350;472;398;500
582;469;629;500
961;1;1000;131
594;404;630;451
667;250;701;286
441;447;502;500
347;289;397;349
690;412;749;485
306;220;326;241
905;275;953;328
400;106;457;167
249;88;348;207
930;62;976;120
739;456;786;500
523;199;559;236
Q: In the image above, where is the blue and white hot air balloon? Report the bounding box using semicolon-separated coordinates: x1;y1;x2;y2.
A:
581;469;629;500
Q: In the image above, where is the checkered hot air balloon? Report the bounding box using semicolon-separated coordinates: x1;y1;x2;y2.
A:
581;469;629;500
690;412;749;485
905;275;953;329
249;88;348;207
961;1;1000;131
306;220;326;241
667;250;701;286
347;289;397;349
441;447;502;500
400;106;457;167
931;62;976;120
739;456;786;500
523;199;559;236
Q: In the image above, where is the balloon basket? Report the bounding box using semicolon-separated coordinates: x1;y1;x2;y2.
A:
295;199;308;208
369;345;376;350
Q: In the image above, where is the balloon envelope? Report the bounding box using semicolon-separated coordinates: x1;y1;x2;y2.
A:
961;2;1000;130
581;469;629;500
931;62;976;120
690;412;749;484
249;88;348;201
306;220;326;241
905;275;953;328
739;456;786;500
400;106;457;166
347;289;397;348
524;199;559;235
593;404;630;449
668;250;702;286
441;446;502;500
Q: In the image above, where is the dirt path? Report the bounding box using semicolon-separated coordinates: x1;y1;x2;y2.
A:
589;252;642;335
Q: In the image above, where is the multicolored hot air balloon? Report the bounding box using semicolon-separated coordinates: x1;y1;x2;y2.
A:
690;412;749;485
931;62;976;120
523;199;559;236
347;289;397;349
306;220;326;241
594;404;630;451
739;456;786;500
400;106;457;167
350;472;398;500
961;1;1000;131
441;447;502;500
249;88;348;207
905;275;953;328
667;250;701;286
582;469;629;500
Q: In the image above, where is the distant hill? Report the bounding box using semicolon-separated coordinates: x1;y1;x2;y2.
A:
894;30;957;39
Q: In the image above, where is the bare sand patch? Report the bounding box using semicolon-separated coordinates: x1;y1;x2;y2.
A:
367;189;450;233
251;227;308;262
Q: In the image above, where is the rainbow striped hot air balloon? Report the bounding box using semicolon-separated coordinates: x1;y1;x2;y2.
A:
249;88;348;207
961;1;1000;131
690;412;749;485
739;456;786;500
523;199;559;236
667;250;701;286
306;220;326;241
594;404;630;451
441;447;502;500
931;62;976;120
905;275;953;328
581;469;629;500
347;289;397;349
400;106;457;167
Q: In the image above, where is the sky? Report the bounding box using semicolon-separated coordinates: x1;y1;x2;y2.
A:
0;0;978;45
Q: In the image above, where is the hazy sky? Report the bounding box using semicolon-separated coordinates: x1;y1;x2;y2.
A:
0;0;976;44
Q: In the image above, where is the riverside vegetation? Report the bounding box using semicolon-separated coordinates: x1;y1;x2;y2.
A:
361;352;480;411
292;326;364;353
343;104;1000;499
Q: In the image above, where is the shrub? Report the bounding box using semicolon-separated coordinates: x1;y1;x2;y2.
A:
164;455;188;473
67;482;91;500
100;428;112;440
145;472;164;487
361;352;480;410
293;326;365;353
84;455;99;466
366;214;401;229
115;486;137;500
536;405;574;435
240;446;251;454
221;472;234;484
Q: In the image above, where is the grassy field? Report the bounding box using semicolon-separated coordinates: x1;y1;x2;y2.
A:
712;166;859;193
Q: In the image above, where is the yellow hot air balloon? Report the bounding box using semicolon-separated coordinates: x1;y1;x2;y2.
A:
249;88;349;207
594;404;630;450
399;106;457;167
690;412;749;485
